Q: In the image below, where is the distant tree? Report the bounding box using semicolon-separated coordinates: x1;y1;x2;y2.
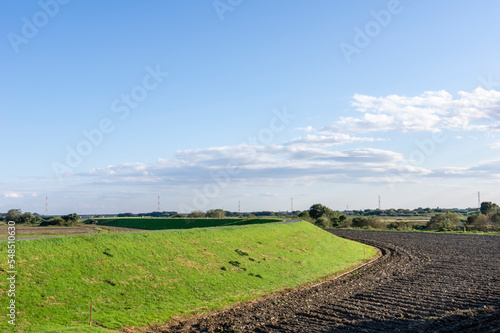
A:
426;212;462;231
117;212;136;217
487;212;500;231
188;210;204;218
252;211;275;217
224;211;240;217
309;204;328;220
40;216;66;226
480;202;499;215
387;209;397;216
18;212;42;224
160;211;178;218
298;211;310;219
6;209;22;222
467;214;480;225
62;213;80;225
490;212;500;226
206;209;225;219
328;210;347;227
309;204;346;227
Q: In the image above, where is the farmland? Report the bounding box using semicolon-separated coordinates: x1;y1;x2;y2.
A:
85;217;283;230
0;221;377;332
173;230;500;332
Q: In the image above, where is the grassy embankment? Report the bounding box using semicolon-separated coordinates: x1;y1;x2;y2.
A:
0;221;378;332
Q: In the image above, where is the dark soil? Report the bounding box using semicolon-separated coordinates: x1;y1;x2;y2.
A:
147;230;500;332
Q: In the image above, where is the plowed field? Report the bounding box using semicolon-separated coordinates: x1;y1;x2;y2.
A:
155;230;500;332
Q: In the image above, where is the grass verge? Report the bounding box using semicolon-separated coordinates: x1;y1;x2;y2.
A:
0;221;377;332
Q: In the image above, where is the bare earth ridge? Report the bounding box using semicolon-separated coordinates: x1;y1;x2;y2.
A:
147;230;500;333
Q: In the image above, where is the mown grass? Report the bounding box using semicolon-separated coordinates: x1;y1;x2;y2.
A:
0;222;377;332
87;217;282;230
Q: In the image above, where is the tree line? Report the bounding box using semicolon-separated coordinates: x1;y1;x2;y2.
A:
0;209;80;226
298;202;500;232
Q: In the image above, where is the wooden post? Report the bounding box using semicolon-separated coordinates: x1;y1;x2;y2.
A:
90;300;93;327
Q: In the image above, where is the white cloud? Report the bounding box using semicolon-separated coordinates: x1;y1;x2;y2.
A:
320;88;500;134
78;144;430;187
4;192;23;198
263;192;280;197
51;88;500;202
491;140;500;149
287;133;386;147
429;159;500;178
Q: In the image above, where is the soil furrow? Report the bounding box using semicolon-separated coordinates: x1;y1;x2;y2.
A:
149;230;499;332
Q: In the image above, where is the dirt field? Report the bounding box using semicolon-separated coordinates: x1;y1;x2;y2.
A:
156;230;500;332
0;223;141;239
0;223;100;237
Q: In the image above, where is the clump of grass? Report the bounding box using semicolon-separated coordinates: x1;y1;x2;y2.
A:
234;249;249;256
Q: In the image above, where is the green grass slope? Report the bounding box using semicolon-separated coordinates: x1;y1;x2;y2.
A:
88;217;282;230
0;222;377;332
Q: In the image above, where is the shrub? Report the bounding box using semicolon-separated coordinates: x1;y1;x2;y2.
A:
40;217;66;226
206;209;225;219
467;213;500;231
338;217;351;228
470;214;490;231
351;216;384;229
188;210;205;218
387;221;414;230
316;215;332;229
489;212;500;229
427;212;462;231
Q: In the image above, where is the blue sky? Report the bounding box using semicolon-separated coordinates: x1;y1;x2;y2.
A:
2;0;500;214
